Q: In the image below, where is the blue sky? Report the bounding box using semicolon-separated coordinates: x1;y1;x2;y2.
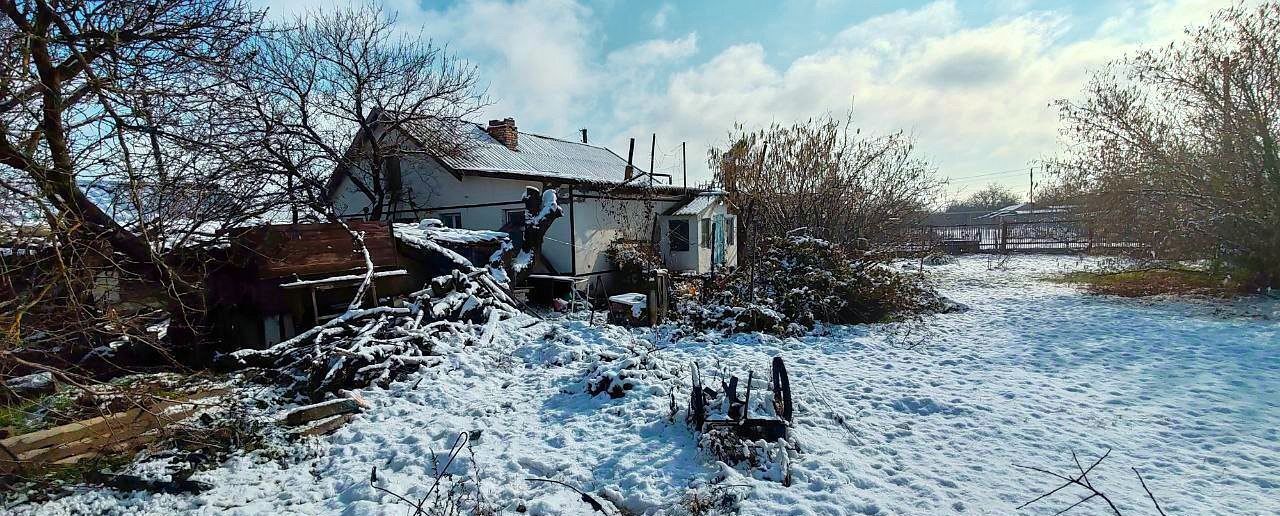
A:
258;0;1237;201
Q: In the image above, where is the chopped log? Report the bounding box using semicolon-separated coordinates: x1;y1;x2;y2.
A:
297;414;355;437
284;398;361;427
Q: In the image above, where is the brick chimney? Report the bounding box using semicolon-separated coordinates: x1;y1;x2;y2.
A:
486;118;518;151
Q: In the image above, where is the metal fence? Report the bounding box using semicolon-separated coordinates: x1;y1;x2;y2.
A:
904;219;1106;254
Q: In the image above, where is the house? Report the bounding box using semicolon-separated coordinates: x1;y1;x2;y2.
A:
325;117;737;292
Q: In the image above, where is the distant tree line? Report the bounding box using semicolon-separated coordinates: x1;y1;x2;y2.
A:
945;183;1023;213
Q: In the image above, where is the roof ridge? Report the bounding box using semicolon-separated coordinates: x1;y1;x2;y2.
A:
466;120;614;152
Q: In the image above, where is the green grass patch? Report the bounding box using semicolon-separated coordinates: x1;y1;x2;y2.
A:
0;393;73;435
1049;268;1241;297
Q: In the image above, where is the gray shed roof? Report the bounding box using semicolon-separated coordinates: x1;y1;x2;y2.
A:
666;191;726;216
438;124;641;184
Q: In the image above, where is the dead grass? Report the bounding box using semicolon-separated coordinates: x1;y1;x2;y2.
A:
1050;268;1242;298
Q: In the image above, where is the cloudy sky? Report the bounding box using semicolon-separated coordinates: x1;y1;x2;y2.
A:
256;0;1236;199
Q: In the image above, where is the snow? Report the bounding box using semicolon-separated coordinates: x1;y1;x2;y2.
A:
278;270;408;288
609;293;648;318
526;189;562;227
14;255;1279;515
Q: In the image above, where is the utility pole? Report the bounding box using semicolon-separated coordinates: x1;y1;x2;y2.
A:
649;133;656;188
681;142;687;189
1029;167;1035;204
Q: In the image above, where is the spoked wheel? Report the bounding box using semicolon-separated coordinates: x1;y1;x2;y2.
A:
771;356;793;422
689;364;706;429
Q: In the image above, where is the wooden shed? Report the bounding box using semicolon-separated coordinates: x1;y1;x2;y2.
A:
208;222;422;349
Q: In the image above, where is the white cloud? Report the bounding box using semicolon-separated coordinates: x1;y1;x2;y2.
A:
599;0;1240;191
418;0;599;136
247;0;1245;193
651;3;674;31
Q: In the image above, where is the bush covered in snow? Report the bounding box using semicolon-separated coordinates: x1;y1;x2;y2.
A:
682;236;940;332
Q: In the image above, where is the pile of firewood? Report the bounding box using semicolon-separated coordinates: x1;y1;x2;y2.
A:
220;268;523;399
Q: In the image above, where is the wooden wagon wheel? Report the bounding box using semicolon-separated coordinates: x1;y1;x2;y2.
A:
771;356;793;422
689;364;706;429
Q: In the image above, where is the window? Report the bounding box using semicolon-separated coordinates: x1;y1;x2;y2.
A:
503;209;526;247
726;217;736;245
439;212;462;228
669;219;690;252
700;218;711;248
503;209;525;230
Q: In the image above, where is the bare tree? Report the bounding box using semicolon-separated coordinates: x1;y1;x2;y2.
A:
0;0;271;359
1053;1;1280;289
709;113;940;255
242;3;486;222
946;182;1023;212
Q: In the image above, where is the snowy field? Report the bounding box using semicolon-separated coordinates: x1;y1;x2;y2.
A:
17;255;1280;515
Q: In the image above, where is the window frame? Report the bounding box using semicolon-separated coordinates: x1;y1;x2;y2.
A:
439;212;462;229
668;219;690;252
502;208;527;230
700;218;711;248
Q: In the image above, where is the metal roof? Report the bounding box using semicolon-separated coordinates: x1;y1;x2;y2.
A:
667;192;725;216
438;124;641;184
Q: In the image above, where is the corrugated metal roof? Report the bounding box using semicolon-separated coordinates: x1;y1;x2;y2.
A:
668;192;724;216
438;125;640;184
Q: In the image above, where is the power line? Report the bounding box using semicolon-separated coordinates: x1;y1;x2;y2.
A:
945;171;1033;185
945;166;1033;182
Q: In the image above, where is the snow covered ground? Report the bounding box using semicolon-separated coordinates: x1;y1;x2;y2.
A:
16;255;1280;515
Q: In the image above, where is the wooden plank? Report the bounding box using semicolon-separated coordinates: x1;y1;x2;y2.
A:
283;399;361;427
0;389;225;455
296;414;354;437
228;222;402;279
337;390;373;410
17;406;197;464
49;433;161;466
0;408;145;455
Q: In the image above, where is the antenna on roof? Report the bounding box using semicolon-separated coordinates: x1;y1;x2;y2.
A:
682;142;687;189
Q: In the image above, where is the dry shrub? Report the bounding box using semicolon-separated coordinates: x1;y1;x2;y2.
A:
675;484;745;516
684;236;941;333
605;240;664;294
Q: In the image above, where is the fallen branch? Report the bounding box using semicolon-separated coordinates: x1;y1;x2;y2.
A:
1015;448;1169;516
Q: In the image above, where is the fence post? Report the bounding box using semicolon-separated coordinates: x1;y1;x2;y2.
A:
1000;221;1008;253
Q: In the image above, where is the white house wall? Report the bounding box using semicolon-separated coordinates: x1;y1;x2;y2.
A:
331;154;690;285
570;192;683;292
